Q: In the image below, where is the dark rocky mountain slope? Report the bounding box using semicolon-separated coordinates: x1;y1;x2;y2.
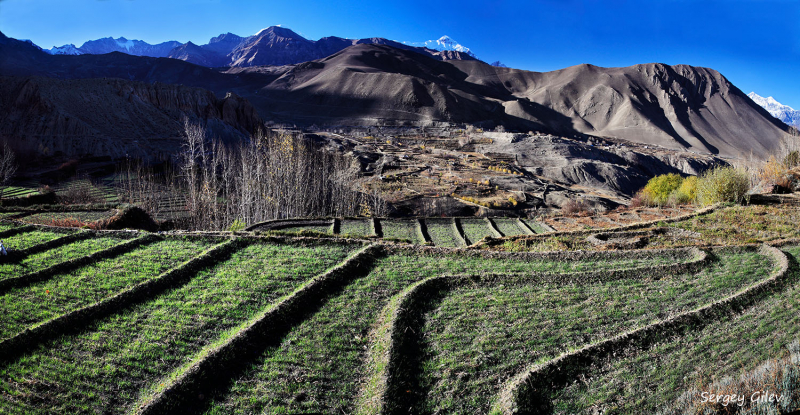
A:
0;30;791;160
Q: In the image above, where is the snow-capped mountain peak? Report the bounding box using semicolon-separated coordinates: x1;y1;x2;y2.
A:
47;44;83;55
748;92;800;127
421;36;475;57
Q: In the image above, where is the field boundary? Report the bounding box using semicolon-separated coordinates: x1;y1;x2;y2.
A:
491;244;791;414
357;246;711;415
0;233;161;294
485;217;503;237
133;243;386;415
516;218;535;235
451;218;468;246
416;218;431;244
0;237;243;363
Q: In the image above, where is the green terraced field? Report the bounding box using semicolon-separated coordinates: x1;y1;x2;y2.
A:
0;234;131;279
0;241;355;414
340;219;373;237
493;218;529;237
0;237;213;340
0;186;39;198
521;218;549;234
425;218;462;247
1;230;69;250
0;219;795;415
380;219;422;243
412;250;776;414
460;218;496;244
549;246;800;414
200;250;709;414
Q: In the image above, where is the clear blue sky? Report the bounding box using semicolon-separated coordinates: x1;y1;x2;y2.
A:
1;0;798;108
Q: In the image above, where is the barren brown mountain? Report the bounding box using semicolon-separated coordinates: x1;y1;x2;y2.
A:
0;30;790;160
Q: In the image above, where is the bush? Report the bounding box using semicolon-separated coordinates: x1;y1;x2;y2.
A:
562;199;591;216
672;176;697;204
784;150;800;168
760;155;790;189
228;219;246;232
696;166;751;206
641;173;684;206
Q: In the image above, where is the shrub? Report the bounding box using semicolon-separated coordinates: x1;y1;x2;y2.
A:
228;219;246;232
629;193;648;208
784;150;800;168
641;173;684;205
562;199;591;216
672;176;697;204
760;155;790;189
696;166;751;205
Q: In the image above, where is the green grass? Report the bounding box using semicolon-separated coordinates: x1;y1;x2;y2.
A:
493;218;527;237
460;219;494;244
0;241;354;415
0;237;212;340
200;250;705;414
426;219;462;247
0;222;21;232
413;249;776;413
521;218;549;234
0;235;129;280
1;230;71;251
340;219;373;237
381;219;423;244
548;246;800;414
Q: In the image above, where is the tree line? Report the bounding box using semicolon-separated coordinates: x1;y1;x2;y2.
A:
120;120;386;230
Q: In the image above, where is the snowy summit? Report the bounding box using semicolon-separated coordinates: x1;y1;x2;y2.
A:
748;92;800;127
422;36;475;57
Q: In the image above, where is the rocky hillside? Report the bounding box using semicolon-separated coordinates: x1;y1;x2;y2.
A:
0;76;260;159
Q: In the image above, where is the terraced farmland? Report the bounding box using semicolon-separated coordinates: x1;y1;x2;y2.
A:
0;213;797;414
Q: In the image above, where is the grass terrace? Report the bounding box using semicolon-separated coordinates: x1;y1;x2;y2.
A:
0;234;131;279
0;237;212;340
410;248;777;413
425;219;462;247
0;241;355;414
381;219;422;244
548;245;800;414
493;218;529;237
340;218;373;237
201;248;708;414
521;218;549;234
1;229;70;250
460;218;496;245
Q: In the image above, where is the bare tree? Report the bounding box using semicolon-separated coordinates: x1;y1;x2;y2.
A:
0;142;18;200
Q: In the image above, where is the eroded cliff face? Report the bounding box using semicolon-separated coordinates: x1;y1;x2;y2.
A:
0;76;261;159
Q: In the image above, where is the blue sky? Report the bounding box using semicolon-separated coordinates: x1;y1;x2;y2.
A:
1;0;798;108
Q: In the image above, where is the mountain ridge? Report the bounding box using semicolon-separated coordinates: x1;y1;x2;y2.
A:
40;26;478;68
0;30;791;160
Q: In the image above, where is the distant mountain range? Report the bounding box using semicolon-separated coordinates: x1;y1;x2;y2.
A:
748;92;800;127
0;29;791;162
40;27;476;67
